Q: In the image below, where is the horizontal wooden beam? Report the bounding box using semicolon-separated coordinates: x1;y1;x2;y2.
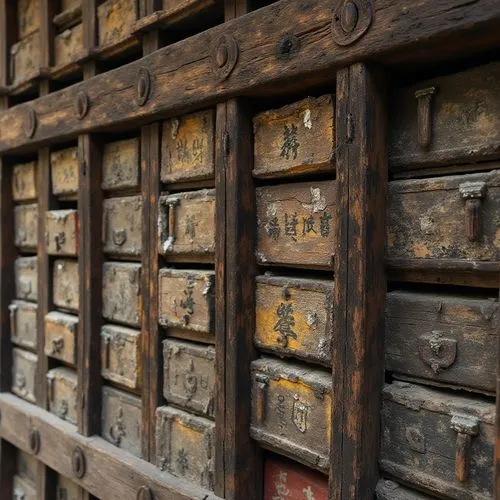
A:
0;393;222;500
1;0;500;154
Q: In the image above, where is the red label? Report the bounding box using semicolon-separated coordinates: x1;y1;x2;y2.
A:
264;457;328;500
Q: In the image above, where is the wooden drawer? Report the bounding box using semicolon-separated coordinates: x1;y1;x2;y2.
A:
44;311;78;365
45;209;79;256
18;0;40;39
102;138;140;192
54;23;84;69
57;475;85;500
376;480;435;499
102;195;142;257
264;456;328;500
53;259;79;312
97;0;136;49
161;109;215;184
14;203;38;251
51;147;79;199
381;382;495;499
12;348;37;403
386;291;498;394
9;300;37;350
101;324;141;390
10;31;40;87
255;275;333;366
102;262;141;327
256;181;335;269
102;386;142;458
158;268;215;339
156;406;215;490
250;357;332;473
253;95;335;179
390;62;500;172
13;161;37;202
13;474;37;500
17;449;38;484
163;339;215;418
158;189;215;262
47;367;78;424
15;257;38;302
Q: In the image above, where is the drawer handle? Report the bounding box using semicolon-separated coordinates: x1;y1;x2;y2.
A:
415;86;436;150
14;371;26;390
160;198;179;253
112;229;127;247
109;407;126;447
417;331;457;374
19;279;32;298
9;303;18;338
450;413;480;482
57;400;69;420
103;334;111;369
255;374;269;424
459;181;487;242
51;336;65;355
13;487;26;500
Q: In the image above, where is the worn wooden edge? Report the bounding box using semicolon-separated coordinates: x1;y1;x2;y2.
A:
1;0;500;153
0;392;223;500
496;280;500;499
387;258;500;272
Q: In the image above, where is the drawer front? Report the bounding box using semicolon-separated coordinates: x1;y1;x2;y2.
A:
47;367;78;424
256;181;335;268
250;358;332;472
12;348;37;403
161;110;215;183
158;268;215;335
253;95;335;179
44;311;78;365
156;406;215;490
163;339;215;418
386;291;498;394
101;324;141;390
10;300;37;350
102;262;141;327
15;257;38;302
10;31;40;86
45;209;79;256
54;23;84;68
102;195;142;257
102;138;140;191
264;457;328;500
14;203;38;250
13;474;37;500
390;62;500;171
381;382;495;499
388;170;500;265
13;161;37;201
158;189;216;261
50;147;79;198
102;386;142;458
97;0;136;48
255;275;333;366
18;0;40;38
53;259;79;312
17;449;38;484
57;475;85;500
376;480;435;500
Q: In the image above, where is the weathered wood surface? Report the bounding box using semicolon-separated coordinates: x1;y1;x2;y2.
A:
97;0;137;50
158;189;215;261
12;161;37;201
386;290;499;394
102;195;142;257
256;181;335;269
54;22;84;70
2;0;500;153
12;347;37;403
16;449;38;485
53;258;79;312
253;95;335;178
44;311;78;365
18;0;40;39
376;480;434;499
250;357;332;473
9;300;37;350
50;147;79;199
390;62;500;172
101;386;142;458
156;406;215;490
53;2;82;31
14;203;38;251
161;110;215;184
57;474;85;500
47;366;78;425
45;209;79;256
381;381;495;499
163;339;215;418
15;257;38;302
102;262;141;327
9;30;40;87
13;474;37;500
255;275;333;366
101;323;141;390
102;138;140;192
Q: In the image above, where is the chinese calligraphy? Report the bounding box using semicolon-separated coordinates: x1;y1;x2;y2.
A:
280;124;300;160
180;281;195;325
274;303;297;347
265;211;332;240
273;471;290;499
177;448;189;475
185;215;196;239
175;136;206;164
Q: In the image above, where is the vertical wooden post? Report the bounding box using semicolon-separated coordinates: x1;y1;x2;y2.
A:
39;0;55;71
496;294;500;499
82;0;98;54
0;0;16;88
330;63;387;499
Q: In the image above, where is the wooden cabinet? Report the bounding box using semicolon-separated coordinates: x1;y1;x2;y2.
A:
45;210;79;257
47;367;78;425
12;348;37;403
12;162;37;201
10;300;37;350
53;259;79;312
14;204;38;251
101;138;140;192
50;147;79;199
44;311;78;365
14;257;38;302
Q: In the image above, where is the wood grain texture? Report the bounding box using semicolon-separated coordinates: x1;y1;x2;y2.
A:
47;366;78;425
50;147;79;199
12;161;37;201
376;479;435;499
44;311;78;365
101;137;140;192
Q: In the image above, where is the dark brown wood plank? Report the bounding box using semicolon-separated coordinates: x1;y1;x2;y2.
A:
496;282;500;500
82;0;97;52
0;0;17;88
39;0;56;69
0;439;15;500
329;63;387;499
1;0;500;154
